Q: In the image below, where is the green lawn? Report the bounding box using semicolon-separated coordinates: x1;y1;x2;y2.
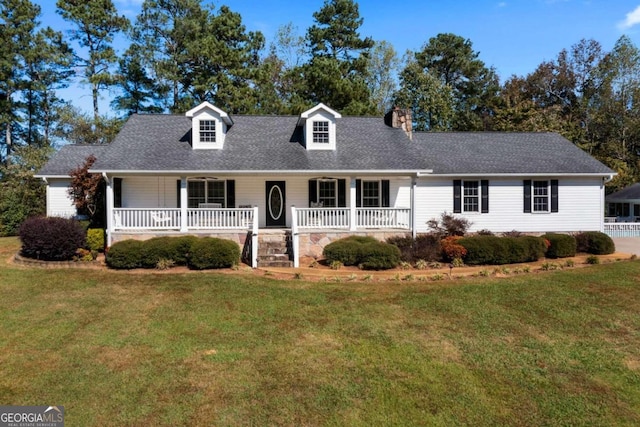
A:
1;236;640;426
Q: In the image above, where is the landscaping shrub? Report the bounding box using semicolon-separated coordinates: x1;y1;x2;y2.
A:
106;239;145;269
359;241;401;270
440;236;467;262
86;228;105;252
459;235;548;265
324;236;378;266
19;216;86;261
574;231;615;255
427;212;471;237
543;233;577;258
139;237;178;268
324;236;400;270
387;234;441;263
189;237;240;270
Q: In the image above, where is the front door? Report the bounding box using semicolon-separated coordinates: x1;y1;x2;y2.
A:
266;181;286;227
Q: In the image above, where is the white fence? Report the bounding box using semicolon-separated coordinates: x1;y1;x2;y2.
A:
603;222;640;237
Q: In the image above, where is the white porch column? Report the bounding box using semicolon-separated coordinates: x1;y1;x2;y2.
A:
180;177;188;232
411;176;417;239
291;206;299;268
349;177;357;231
104;173;114;246
252;206;259;268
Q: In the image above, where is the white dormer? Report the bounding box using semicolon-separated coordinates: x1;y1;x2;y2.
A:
186;102;233;150
297;103;341;151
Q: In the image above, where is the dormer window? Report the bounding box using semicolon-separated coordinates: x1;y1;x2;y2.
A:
199;120;216;143
313;121;330;143
298;103;341;151
185;101;233;150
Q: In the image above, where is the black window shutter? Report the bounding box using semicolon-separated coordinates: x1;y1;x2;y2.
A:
355;179;362;208
338;179;346;207
176;180;181;208
226;180;235;208
453;180;462;213
523;180;532;213
113;178;122;208
625;203;631;217
308;179;317;207
381;180;390;207
481;180;489;213
550;179;558;212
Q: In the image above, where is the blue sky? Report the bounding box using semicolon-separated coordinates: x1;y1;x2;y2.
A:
33;0;640;115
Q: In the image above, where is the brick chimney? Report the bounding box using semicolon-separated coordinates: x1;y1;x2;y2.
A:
384;107;413;141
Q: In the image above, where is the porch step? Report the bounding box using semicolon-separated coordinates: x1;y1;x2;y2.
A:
257;231;293;268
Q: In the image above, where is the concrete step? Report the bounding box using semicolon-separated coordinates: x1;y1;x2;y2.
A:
258;260;293;268
258;254;290;262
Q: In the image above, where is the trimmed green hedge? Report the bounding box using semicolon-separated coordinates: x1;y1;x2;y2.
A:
106;239;145;269
574;231;615;255
324;236;400;270
106;236;239;270
543;233;577;258
459;235;547;265
189;237;240;270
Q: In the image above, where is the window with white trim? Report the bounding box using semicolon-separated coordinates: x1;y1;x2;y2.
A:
188;179;225;208
312;121;329;143
533;180;549;212
362;180;380;207
463;181;479;212
318;179;337;207
199;120;216;143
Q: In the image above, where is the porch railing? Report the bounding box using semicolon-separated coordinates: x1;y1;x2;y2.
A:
603;222;640;237
114;208;181;230
112;208;255;231
295;207;350;229
294;207;411;230
357;208;410;229
187;208;254;230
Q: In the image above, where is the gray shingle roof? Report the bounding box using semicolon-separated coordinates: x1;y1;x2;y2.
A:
40;112;614;177
606;183;640;201
411;132;614;175
36;144;108;177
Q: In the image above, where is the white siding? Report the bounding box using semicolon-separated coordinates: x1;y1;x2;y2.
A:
47;179;76;217
415;177;604;233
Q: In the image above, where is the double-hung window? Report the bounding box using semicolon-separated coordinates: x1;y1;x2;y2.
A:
312;121;329;143
463;181;479;212
361;180;380;207
318;179;337;207
533;180;549;212
188;179;226;208
199;120;216;143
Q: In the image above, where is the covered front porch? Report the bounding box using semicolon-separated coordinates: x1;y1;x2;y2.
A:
104;174;417;268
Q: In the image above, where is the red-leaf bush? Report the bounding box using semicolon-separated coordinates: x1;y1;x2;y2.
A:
441;236;467;261
19;216;86;261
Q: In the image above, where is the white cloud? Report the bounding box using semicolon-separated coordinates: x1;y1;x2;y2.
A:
618;5;640;30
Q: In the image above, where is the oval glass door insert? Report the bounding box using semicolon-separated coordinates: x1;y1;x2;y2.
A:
268;186;283;220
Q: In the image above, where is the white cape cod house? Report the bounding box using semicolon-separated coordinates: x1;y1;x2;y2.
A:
37;102;615;267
